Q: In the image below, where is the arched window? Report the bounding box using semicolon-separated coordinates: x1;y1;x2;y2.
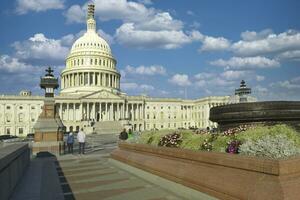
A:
95;59;98;65
81;59;84;65
90;59;93;65
99;59;102;65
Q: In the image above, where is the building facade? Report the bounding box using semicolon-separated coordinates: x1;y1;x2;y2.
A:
0;4;230;136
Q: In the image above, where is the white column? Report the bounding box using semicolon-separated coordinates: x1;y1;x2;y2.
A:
105;102;108;121
60;103;63;120
99;102;102;121
66;103;69;121
126;103;129;118
73;103;76;121
92;103;95;120
79;103;83;121
87;103;90;120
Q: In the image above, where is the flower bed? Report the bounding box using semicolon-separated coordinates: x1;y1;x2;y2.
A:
127;124;300;159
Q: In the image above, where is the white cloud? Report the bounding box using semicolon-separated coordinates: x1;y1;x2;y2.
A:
277;50;300;60
200;36;231;51
124;65;166;76
97;29;114;44
187;10;195;16
135;12;183;31
121;82;154;91
240;29;273;41
194;72;214;80
221;70;252;80
12;33;70;61
0;55;34;73
210;56;280;70
169;74;191;87
65;0;201;49
232;30;300;56
16;0;64;14
65;0;154;24
256;75;265;82
64;4;85;23
115;23;192;49
271;80;300;90
137;0;153;5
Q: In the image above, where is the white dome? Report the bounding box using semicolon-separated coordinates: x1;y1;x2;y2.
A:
70;30;112;55
60;4;120;95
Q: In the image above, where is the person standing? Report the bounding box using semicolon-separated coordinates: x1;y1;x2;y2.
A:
119;128;128;140
128;128;133;139
67;132;74;154
77;128;86;155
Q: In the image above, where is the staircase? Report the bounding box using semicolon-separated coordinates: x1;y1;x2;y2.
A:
93;121;123;134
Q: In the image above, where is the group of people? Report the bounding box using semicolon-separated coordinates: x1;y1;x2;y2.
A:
65;128;86;155
65;127;133;155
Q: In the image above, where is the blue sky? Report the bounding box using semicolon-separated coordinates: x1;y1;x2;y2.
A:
0;0;300;100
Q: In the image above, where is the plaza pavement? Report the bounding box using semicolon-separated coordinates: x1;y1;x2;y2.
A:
10;134;216;200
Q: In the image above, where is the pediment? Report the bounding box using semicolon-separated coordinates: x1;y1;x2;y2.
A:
82;90;122;100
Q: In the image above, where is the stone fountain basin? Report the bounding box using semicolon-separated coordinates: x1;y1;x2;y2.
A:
209;101;300;131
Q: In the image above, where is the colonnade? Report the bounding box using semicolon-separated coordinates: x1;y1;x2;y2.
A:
61;72;120;89
58;101;144;122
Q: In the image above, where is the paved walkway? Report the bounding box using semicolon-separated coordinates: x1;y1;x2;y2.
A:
56;154;182;200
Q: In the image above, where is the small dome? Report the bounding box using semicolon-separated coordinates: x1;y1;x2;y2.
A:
20;90;32;96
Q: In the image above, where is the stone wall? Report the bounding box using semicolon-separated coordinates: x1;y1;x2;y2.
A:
0;144;30;200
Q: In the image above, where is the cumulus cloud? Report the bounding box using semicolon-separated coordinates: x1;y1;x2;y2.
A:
121;82;154;91
221;70;252;80
210;56;280;70
97;29;114;44
12;33;70;62
0;55;34;73
200;36;231;51
169;74;191;87
256;75;265;82
65;0;153;24
16;0;64;14
277;50;300;60
64;0;203;49
115;23;192;49
232;30;300;56
123;65;166;76
240;29;273;41
64;4;85;23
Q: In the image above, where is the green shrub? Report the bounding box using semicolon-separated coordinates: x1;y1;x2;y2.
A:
239;134;300;159
212;135;232;152
236;124;300;147
180;133;210;150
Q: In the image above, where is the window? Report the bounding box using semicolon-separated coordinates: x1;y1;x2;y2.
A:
174;123;176;128
19;128;24;134
6;106;11;110
31;106;35;110
168;106;170;109
95;59;98;65
161;106;163;109
153;115;156;119
6;128;10;135
90;59;93;65
147;114;149;119
81;59;84;65
161;125;164;128
153;106;156;109
19;106;23;110
19;113;24;122
147;106;149;109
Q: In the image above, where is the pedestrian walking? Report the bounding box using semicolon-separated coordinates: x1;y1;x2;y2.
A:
67;132;74;154
78;128;86;155
119;128;128;140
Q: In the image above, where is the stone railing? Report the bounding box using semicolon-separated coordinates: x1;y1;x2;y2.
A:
0;144;30;200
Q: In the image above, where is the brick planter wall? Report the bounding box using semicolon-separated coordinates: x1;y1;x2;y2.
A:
111;142;300;200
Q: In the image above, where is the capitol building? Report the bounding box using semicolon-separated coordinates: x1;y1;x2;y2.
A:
0;5;230;136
